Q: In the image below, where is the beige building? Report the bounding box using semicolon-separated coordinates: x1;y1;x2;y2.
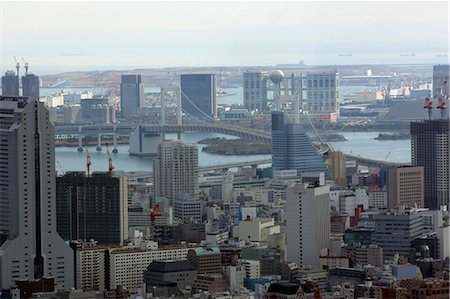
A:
187;247;222;274
387;166;424;209
232;217;281;242
328;151;347;186
354;90;384;102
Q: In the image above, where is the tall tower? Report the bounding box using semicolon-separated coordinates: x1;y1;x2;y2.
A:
271;111;329;177
180;74;217;119
1;71;19;96
305;71;340;114
56;172;128;245
120;74;144;118
0;96;74;289
286;181;330;269
22;73;40;100
153;140;199;203
243;71;268;111
411;119;449;209
329;151;347;186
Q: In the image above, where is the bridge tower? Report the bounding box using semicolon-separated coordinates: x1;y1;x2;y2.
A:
77;126;83;152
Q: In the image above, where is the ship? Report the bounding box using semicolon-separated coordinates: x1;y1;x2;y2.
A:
400;53;416;57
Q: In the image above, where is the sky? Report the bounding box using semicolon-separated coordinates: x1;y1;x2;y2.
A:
1;1;449;74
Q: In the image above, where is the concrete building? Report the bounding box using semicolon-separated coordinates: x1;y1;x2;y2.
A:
352;245;384;268
243;71;268;111
368;190;388;210
80;97;109;120
192;274;228;293
330;188;369;216
297;268;329;293
62;105;82;124
181;74;217;119
305;71;340;114
173;199;202;222
374;208;425;259
154;140;198;202
56;171;128;245
271;111;328;176
433;64;449;98
120;74;144;118
286;181;331;269
0;96;74;290
1;70;19;96
239;260;261;279
387;166;424;209
329;151;347;186
318;255;350;271
187;247;222;274
143;260;197;289
22;73;40;100
411;119;449;209
232;217;280;242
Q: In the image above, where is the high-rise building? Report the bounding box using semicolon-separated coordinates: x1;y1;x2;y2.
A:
286;181;331;269
387;166;424;209
271;111;329;176
329;151;347;186
0;96;74;289
411;119;449;209
56;171;128;245
22;73;40;100
433;64;449;98
153;140;198;202
243;71;267;111
1;71;19;96
181;74;217;119
305;71;340;114
120;74;144;118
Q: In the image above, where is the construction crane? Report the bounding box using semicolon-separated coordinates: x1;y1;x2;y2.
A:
22;58;29;75
13;56;20;76
150;204;161;226
86;149;91;176
424;97;433;120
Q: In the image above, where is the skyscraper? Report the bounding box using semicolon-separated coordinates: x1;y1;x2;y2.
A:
120;74;144;118
22;73;40;100
387;166;424;209
305;71;340;114
329;151;347;186
154;140;199;202
243;71;268;111
411;119;449;209
271;111;329;176
181;74;217;119
433;64;449;98
286;181;330;269
0;96;74;289
56;172;128;245
1;71;19;96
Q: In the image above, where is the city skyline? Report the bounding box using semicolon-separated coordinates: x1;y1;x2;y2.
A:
1;1;449;74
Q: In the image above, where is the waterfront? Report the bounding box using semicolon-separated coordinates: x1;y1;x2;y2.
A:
55;131;411;173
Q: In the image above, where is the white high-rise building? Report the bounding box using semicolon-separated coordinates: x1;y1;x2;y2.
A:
0;96;74;289
286;181;330;269
154;140;198;202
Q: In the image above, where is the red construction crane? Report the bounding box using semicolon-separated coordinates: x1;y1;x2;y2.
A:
13;56;20;76
86;149;91;176
22;58;29;75
424;97;433;120
150;204;161;226
107;148;114;176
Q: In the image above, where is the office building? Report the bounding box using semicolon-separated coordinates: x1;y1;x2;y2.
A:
411;119;449;209
143;260;197;289
351;245;384;268
286;181;331;269
305;71;340;114
181;74;217;118
187;247;222;274
329;151;347;186
0;96;74;289
154;140;198;202
271;111;329;176
1;70;19;96
22;73;40;100
243;71;268;111
387;166;424;209
433;64;449;98
374;209;424;259
173;199;202;222
56;171;128;245
120;74;144;118
80;97;109;120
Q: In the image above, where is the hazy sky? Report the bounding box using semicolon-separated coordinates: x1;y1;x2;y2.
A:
1;1;449;73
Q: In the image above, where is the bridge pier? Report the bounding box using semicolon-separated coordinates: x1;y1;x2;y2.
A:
112;133;118;154
77;134;84;152
251;164;258;177
96;134;102;152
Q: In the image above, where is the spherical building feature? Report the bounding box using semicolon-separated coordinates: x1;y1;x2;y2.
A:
269;70;284;84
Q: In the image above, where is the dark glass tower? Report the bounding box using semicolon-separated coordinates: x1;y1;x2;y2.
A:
181;74;217;119
411;119;449;209
22;73;40;100
120;74;144;118
271;111;329;176
1;71;19;96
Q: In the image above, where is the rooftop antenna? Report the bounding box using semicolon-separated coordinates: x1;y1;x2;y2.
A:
424;97;433;121
22;58;29;75
86;149;91;176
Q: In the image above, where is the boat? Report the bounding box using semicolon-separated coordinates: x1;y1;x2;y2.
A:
400;53;416;57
